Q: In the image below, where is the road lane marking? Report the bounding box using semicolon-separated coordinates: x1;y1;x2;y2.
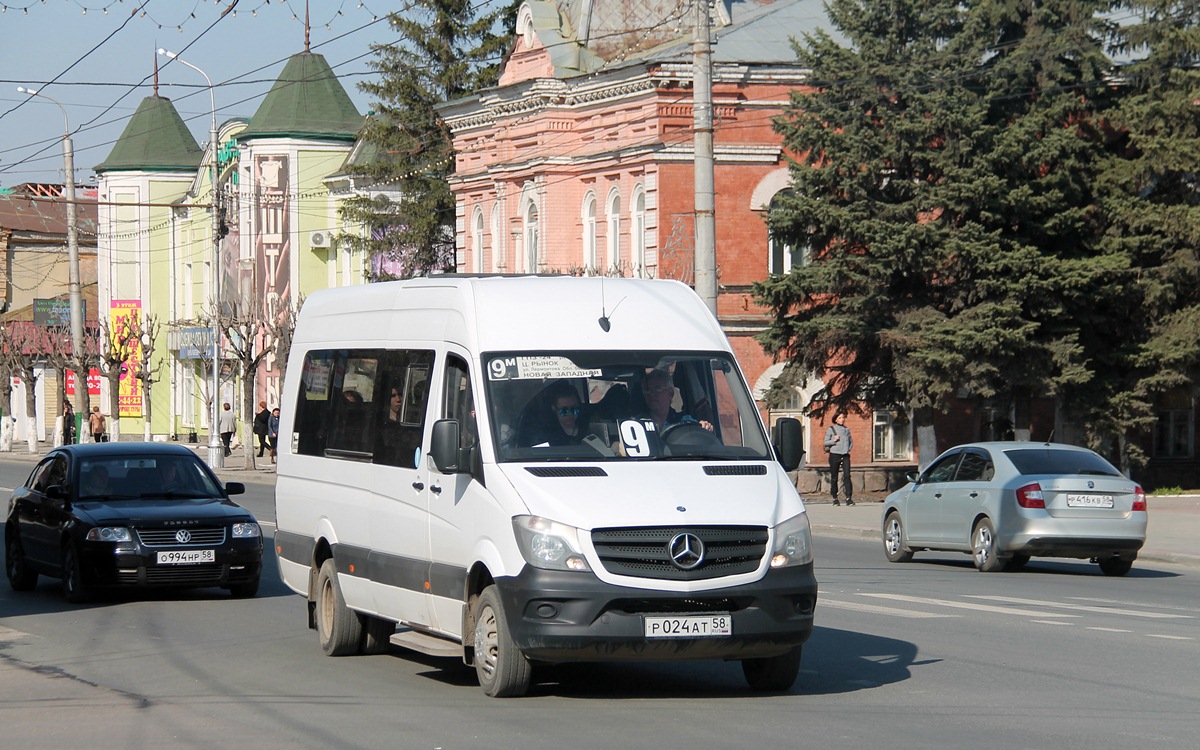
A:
1033;620;1073;626
966;595;1192;619
860;593;1080;618
1146;634;1192;641
1087;627;1133;633
820;598;958;618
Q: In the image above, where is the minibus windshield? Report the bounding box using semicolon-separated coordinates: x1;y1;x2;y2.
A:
484;352;772;462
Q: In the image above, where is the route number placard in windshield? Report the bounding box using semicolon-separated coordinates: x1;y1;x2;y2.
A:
488;356;601;381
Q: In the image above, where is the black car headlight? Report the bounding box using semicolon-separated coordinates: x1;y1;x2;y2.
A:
86;527;132;542
231;522;261;538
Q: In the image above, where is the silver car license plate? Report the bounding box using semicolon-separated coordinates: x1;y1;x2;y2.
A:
1065;494;1113;508
644;614;731;638
157;549;215;564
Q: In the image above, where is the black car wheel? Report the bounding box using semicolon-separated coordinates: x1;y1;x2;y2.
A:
5;527;38;591
229;576;260;598
61;545;92;603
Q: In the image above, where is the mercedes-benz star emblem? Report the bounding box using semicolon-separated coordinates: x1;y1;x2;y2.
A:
175;530;192;544
668;532;705;570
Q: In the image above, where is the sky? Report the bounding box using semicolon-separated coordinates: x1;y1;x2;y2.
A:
0;0;399;188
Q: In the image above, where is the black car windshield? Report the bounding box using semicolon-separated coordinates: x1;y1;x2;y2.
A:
1004;448;1122;477
76;455;223;500
485;351;771;462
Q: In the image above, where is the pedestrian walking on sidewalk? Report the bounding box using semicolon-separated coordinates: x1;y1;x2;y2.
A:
219;402;236;457
89;406;107;442
824;412;855;506
253;401;271;457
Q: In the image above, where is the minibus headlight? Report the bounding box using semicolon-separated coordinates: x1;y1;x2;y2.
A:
513;516;591;572
769;513;813;568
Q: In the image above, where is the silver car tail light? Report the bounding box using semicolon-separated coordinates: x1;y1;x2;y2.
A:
1016;483;1045;509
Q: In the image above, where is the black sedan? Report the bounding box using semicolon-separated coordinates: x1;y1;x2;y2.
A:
5;443;262;602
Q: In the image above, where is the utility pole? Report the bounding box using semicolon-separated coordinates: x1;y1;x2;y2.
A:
17;87;85;418
161;49;223;468
693;0;717;317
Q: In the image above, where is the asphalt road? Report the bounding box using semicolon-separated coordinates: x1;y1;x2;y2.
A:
2;460;1198;749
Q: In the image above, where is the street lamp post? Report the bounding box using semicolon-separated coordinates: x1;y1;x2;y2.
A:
158;49;223;468
16;86;85;421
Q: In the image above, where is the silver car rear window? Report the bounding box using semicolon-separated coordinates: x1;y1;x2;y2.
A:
1003;448;1121;477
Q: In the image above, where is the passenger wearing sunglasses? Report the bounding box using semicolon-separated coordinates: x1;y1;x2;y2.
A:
535;382;588;446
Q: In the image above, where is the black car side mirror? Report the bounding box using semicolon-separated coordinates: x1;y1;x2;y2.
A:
46;484;69;501
225;482;246;496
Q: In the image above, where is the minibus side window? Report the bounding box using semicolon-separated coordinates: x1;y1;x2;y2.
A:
374;350;435;469
444;356;479;453
295;351;334;457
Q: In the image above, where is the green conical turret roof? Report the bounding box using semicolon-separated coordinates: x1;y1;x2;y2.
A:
95;95;203;173
238;51;362;142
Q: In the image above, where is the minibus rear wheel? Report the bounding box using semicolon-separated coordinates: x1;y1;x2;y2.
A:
473;585;532;697
316;559;362;656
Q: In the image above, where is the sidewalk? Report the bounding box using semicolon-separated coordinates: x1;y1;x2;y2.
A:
803;493;1200;569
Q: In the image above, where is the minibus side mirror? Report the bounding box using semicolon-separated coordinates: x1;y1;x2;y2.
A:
772;417;805;472
430;419;461;474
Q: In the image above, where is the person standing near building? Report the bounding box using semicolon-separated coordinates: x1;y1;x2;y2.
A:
268;407;280;464
823;412;855;506
62;401;75;445
219;402;236;457
253;401;271;457
89;406;107;442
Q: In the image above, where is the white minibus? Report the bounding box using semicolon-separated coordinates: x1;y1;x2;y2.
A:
274;276;815;697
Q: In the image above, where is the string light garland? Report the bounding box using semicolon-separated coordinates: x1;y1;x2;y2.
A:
0;0;385;30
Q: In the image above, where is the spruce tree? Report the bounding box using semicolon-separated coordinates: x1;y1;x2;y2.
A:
338;1;518;278
755;0;1120;462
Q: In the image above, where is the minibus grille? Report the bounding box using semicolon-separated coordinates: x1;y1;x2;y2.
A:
590;526;767;580
702;464;767;476
525;466;608;477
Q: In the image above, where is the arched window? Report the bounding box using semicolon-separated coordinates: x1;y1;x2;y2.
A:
768;190;811;274
632;186;647;278
524;201;540;272
582;193;598;272
471;207;485;274
490;202;503;271
606;189;622;273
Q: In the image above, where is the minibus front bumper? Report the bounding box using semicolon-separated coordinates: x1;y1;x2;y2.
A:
496;564;817;662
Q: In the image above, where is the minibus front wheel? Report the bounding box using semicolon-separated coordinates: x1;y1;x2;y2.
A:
473;585;532;697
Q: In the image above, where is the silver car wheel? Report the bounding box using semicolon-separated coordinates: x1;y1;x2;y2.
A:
973;519;1004;572
883;513;913;563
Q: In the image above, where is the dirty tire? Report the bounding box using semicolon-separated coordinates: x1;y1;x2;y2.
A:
473;585;531;697
316;559;362;656
883;512;914;563
742;647;802;692
361;614;395;655
5;528;38;591
972;519;1004;572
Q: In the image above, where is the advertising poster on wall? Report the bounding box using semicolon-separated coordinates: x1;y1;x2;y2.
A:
110;299;143;417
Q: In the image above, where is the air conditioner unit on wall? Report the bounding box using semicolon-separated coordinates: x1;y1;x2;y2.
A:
309;230;331;248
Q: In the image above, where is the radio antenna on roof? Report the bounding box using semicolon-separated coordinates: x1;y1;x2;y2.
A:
597;276;626;333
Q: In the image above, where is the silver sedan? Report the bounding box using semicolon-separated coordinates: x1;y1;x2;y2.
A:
881;442;1147;576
